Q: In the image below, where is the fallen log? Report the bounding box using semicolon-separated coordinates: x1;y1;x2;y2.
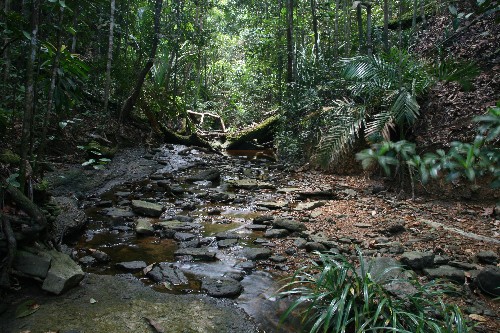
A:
226;115;279;150
160;124;221;154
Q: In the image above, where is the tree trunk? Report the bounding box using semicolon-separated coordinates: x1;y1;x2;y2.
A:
70;4;79;53
277;0;284;105
334;0;340;59
286;0;294;85
366;3;372;56
383;0;389;52
119;0;163;123
103;0;116;114
356;3;363;53
37;6;64;174
420;0;427;27
310;0;319;61
0;214;16;288
344;0;351;56
19;0;40;192
2;0;11;86
412;0;418;31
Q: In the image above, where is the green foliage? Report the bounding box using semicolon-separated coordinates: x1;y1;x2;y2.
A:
279;250;472;333
77;141;114;170
430;60;480;91
356;104;500;188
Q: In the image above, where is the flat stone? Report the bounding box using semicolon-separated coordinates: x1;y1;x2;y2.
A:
42;250;84;295
214;232;240;240
90;250;110;263
293;238;307;248
354;223;372;228
177;239;201;249
400;251;435;270
476;251;498;265
305;242;327;252
475;267;500;297
226;179;275;190
364;257;418;299
104;208;135;218
218;239;238;248
269;255;287;263
174;248;217;261
253;215;274;224
235;261;256;272
434;255;450;265
242;248;272;260
294;201;325;211
448;261;478;270
424;265;465;284
157;221;200;232
277;187;300;193
116;261;147;272
187;168;221;182
79;256;96;266
201;277;243;298
264;228;289;238
135;218;155;236
245;224;268;231
272;218;306;232
13;249;52;279
174;232;197;242
256;201;288;209
146;263;188;285
131;200;164;217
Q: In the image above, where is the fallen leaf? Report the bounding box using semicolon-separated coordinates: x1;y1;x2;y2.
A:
90;298;97;304
143;263;155;275
144;317;165;333
162;282;172;290
469;314;488;322
482;207;494;216
15;300;40;318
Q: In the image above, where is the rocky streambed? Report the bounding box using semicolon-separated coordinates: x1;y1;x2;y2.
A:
2;144;499;332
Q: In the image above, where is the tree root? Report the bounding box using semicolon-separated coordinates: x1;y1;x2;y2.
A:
0;214;16;288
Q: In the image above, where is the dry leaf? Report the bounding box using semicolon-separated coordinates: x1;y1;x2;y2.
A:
143;263;155;275
90;298;97;304
482;207;494;216
469;314;488;322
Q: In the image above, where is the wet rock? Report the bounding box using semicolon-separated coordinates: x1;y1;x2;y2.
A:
13;249;52;279
208;192;231;202
294;201;325;211
475;267;500;297
218;239;238;248
174;248;217;261
256;201;289;209
51;197;87;240
285;247;296;255
305;242;327;252
174;232;197;242
448;261;478;270
146;263;188;285
253;215;274;224
214;232;240;240
79;256;96;266
135;218;155;236
157;221;199;233
423;265;465;284
242;248;272;260
103;207;135;218
89;250;110;263
297;189;337;200
112;225;133;232
170;185;186;194
116;261;148;272
476;251;498;265
187;168;221;182
42;250;84;295
272;218;306;232
434;255;450;265
264;228;289;238
169;215;195;223
226;179;275;190
177;239;201;249
235;261;256;272
156;180;171;188
246;224;268;231
181;202;197;211
400;251;435;270
131;200;164;217
201;277;243;298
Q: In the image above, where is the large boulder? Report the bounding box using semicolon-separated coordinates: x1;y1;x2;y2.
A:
42;250;84;295
186;168;221;182
146;263;188;285
131;200;164;217
272;218;306;232
135;218;155;236
423;265;465;284
50;196;86;241
13;249;52;279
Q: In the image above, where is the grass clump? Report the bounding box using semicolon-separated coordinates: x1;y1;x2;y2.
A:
279;250;472;333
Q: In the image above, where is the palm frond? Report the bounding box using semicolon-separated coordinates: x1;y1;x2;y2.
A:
314;100;366;166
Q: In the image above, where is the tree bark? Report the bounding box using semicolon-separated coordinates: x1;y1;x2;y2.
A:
310;0;319;61
420;0;427;27
344;0;351;56
103;0;116;114
366;3;372;56
119;0;163;123
0;213;16;288
356;3;363;53
70;4;79;53
383;0;389;52
334;0;340;60
37;6;64;174
2;0;11;86
286;0;294;85
412;0;418;31
19;0;40;192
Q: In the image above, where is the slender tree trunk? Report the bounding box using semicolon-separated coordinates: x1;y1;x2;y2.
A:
286;0;294;85
383;0;389;52
2;0;11;85
420;0;427;27
119;0;163;123
334;0;340;59
37;6;64;174
344;0;351;56
356;3;363;54
412;0;418;31
310;0;319;61
103;0;115;113
366;3;372;56
277;0;284;105
70;4;79;53
19;0;40;192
